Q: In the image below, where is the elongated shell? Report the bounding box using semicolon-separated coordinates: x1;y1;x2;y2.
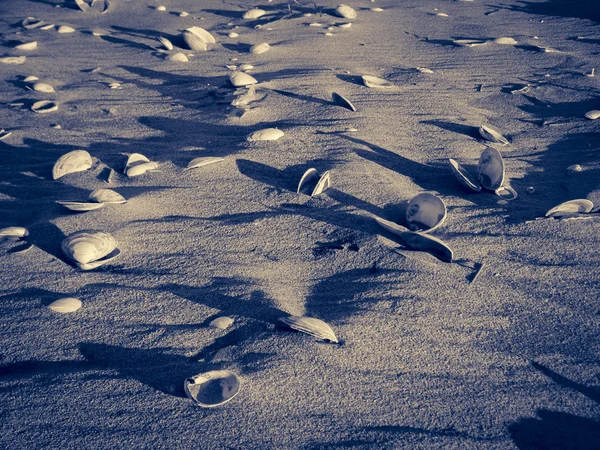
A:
0;56;27;65
494;37;518;45
56;201;105;212
250;42;270;55
185;156;224;171
88;189;126;204
374;216;409;236
479;125;509;145
584;110;600;120
185;26;216;44
398;230;453;263
157;36;173;51
297;168;319;194
247;128;284;142
332;92;356;111
477;147;505;191
182;30;208;51
335;4;357;19
15;41;37;51
32;82;55;93
229;71;258;87
453;39;488;47
31;100;58;113
448;158;481;192
53;150;93;180
48;297;82;313
406;193;447;232
61;230;120;270
243;9;266;19
126;161;159;177
279;316;338;343
184;370;240;407
0;226;29;238
362;75;393;89
545;199;594;218
312;171;331;196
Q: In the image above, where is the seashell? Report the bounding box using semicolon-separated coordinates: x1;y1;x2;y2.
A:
48;297;82;313
186;26;216;44
0;56;27;65
56;201;105;212
398;230;454;263
184;370;241;408
61;230;120;270
40;24;55;31
567;164;583;174
24;75;39;82
339;22;352;29
22;18;46;30
584;110;600;120
32;82;55;93
309;22;323;27
185;156;224;171
228;32;239;38
247;128;284;142
88;189;126;204
209;316;234;330
250;42;270;55
448;158;481;192
311;171;331;196
494;37;518;45
182;30;208;51
75;0;90;12
477;147;505;191
325;32;334;37
374;216;409;236
416;67;434;73
157;36;173;51
0;129;12;140
362;75;393;89
57;26;76;34
372;7;384;12
297;168;318;194
31;100;58;113
125;153;149;172
126;161;159;177
11;242;34;254
495;186;518;200
335;4;357;19
479;125;509;145
545;199;594;218
243;9;266;19
229;71;258;87
436;12;449;17
453;39;488;47
406;193;447;232
91;28;110;36
167;52;188;62
53;150;93;180
239;63;253;71
279;316;338;343
0;227;29;238
332;92;356;111
179;11;188;17
15;41;38;51
156;5;166;11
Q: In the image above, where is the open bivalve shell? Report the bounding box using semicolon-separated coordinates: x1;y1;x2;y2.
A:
185;26;216;45
279;316;338;343
362;75;393;89
406;193;447;232
88;189;126;204
479;125;509;145
545;199;594;218
247;128;284;142
56;201;105;212
53;150;93;180
61;230;120;270
125;153;158;177
31;100;58;113
332;92;356;111
0;226;29;238
477;147;505;191
229;71;258;87
184;370;240;407
48;297;82;313
243;8;266;19
448;158;481;192
398;230;454;263
297;168;331;196
185;156;224;171
335;4;357;19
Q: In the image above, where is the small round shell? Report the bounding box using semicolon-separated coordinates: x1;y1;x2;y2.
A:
57;25;76;34
247;128;284;142
448;158;481;192
545;199;594;218
184;370;240;407
61;230;120;270
361;75;393;89
56;201;105;212
479;125;509;145
185;26;216;44
335;4;357;19
332;92;356;111
229;72;258;87
32;82;55;93
477;147;505;191
31;100;58;113
53;150;93;180
406;193;447;232
48;297;82;313
182;30;208;51
279;316;338;343
243;9;266;19
88;189;126;204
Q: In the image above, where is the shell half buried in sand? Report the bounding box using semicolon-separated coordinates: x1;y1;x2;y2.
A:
61;230;120;270
48;297;82;313
479;125;509;145
88;189;126;204
31;100;59;113
243;8;266;19
0;56;27;65
335;4;357;19
0;226;29;238
398;230;454;263
184;370;241;407
167;52;188;63
362;75;393;89
279;316;338;343
185;156;225;171
125;153;159;177
453;39;488;47
56;201;105;212
448;158;481;192
477;147;505;191
32;82;55;93
53;150;93;180
332;92;356;111
229;72;258;87
157;36;173;51
247;128;284;142
406;193;447;232
297;168;331;196
584;110;600;120
0;129;13;140
250;42;270;55
495;186;518;201
186;26;216;44
15;41;37;51
182;30;208;51
545;199;594;218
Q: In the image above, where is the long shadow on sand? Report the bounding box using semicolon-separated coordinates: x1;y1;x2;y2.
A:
492;0;600;22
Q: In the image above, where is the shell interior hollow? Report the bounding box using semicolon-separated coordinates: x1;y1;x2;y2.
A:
477;147;505;191
297;168;319;194
448;158;481;192
545;199;594;218
184;370;240;407
53;150;93;180
331;92;356;111
405;193;447;232
311;171;331;196
278;316;338;343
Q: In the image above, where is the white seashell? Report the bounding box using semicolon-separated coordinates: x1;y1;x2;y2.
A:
494;37;518;45
279;316;338;343
32;82;55;93
417;67;434;73
40;24;55;30
209;316;234;330
229;72;258;87
406;193;447;232
477;147;505;191
91;28;110;36
297;168;331;196
185;156;224;171
495;186;518;200
88;189;126;204
61;230;120;270
56;201;105;212
31;100;59;113
186;26;216;44
339;22;352;28
48;297;82;313
362;75;393;89
126;161;159;177
545;199;594;218
0;226;29;238
22;18;46;30
239;63;253;71
297;168;318;194
567;164;583;174
335;4;357;19
247;128;284;142
243;9;266;19
453;39;488;47
184;370;240;408
228;32;239;38
332;92;356;111
309;22;323;27
179;11;188;17
167;52;188;62
125;153;150;172
0;56;27;65
436;12;449;17
448;158;481;192
250;42;270;55
57;26;76;34
325;33;334;37
24;76;39;82
157;36;173;51
372;7;384;12
15;41;38;51
311;171;331;196
0;129;12;140
53;150;93;180
479;125;509;145
374;215;409;236
183;30;208;51
584;110;600;120
398;231;453;263
156;5;166;11
75;0;90;12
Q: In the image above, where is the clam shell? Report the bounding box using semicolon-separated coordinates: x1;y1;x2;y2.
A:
53;150;93;180
279;316;338;343
74;0;90;12
24;76;39;82
374;216;409;236
448;158;481;192
61;230;120;270
183;30;208;51
56;201;105;212
184;370;240;408
495;186;518;200
157;36;173;51
229;32;239;38
31;100;58;113
185;156;224;171
494;37;518;45
243;8;266;19
545;199;594;218
125;153;150;172
297;168;319;194
22;18;46;30
362;75;393;89
0;56;27;65
186;26;216;44
209;316;234;330
479;125;509;145
126;161;159;177
584;110;600;120
239;63;254;71
247;128;284;142
167;52;188;62
406;193;447;232
0;226;29;238
32;82;55;93
332;92;356;111
88;189;126;204
48;297;82;313
335;4;357;19
229;72;258;87
339;22;352;29
453;39;488;47
312;171;331;196
15;41;38;51
477;147;505;191
0;129;12;140
250;42;270;55
398;231;454;263
57;26;76;34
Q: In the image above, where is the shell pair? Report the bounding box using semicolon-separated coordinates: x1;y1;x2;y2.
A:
125;153;159;177
61;230;120;270
0;226;33;254
57;189;126;212
297;168;331;197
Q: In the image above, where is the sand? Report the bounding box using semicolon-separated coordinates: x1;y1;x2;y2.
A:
1;0;599;448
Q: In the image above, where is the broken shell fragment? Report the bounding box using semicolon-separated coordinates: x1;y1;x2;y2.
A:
0;129;12;140
567;164;583;174
250;42;270;55
209;316;234;330
247;128;284;142
183;30;208;51
56;201;105;212
157;36;173;51
406;193;447;232
479;125;509;145
584;110;600;120
229;71;258;87
61;230;120;270
362;75;393;89
243;9;266;19
185;156;225;171
0;227;29;238
477;147;505;191
88;189;126;204
495;186;518;200
32;82;55;93
15;41;38;51
398;230;454;263
0;56;27;65
53;150;93;180
332;92;356;111
48;297;82;313
167;52;188;62
297;168;331;196
335;4;357;19
31;100;58;113
545;199;594;218
448;158;481;192
185;26;216;44
279;316;338;343
184;370;241;408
